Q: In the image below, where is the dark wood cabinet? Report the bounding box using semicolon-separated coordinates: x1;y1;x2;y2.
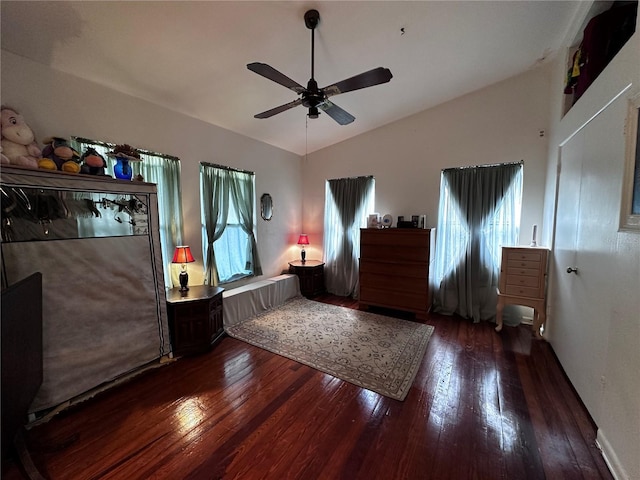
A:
359;228;434;319
288;260;325;298
166;285;224;356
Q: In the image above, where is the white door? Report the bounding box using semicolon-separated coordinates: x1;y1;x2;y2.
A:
550;92;627;424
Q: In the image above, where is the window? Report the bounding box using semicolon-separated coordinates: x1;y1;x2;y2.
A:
72;138;185;287
200;163;262;285
432;162;523;321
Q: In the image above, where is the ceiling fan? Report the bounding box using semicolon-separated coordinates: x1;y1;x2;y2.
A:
247;9;393;125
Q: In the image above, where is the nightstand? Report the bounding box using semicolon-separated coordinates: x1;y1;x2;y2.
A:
166;285;224;356
288;260;325;297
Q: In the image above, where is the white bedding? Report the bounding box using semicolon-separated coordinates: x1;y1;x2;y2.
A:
222;274;300;328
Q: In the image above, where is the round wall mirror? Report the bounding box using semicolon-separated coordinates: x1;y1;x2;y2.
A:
260;193;273;221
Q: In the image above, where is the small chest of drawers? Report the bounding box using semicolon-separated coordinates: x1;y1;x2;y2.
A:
288;260;325;298
496;247;549;337
166;285;224;356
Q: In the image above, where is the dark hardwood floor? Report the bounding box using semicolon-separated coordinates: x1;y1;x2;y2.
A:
2;294;612;480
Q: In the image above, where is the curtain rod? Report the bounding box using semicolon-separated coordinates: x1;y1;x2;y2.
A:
200;162;254;175
442;160;523;173
72;137;180;161
328;175;374;181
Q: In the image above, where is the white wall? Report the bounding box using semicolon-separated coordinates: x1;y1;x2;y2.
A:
541;15;640;480
301;64;552;262
1;51;302;286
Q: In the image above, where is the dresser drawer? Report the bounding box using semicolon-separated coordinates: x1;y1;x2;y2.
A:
506;274;539;288
503;285;541;298
506;260;540;271
505;251;543;262
360;286;427;311
360;272;428;292
360;244;429;263
505;267;540;277
360;229;430;249
360;229;430;263
359;259;427;279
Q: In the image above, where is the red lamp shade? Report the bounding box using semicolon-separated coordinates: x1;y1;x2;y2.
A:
172;246;195;292
172;245;195;264
297;234;309;263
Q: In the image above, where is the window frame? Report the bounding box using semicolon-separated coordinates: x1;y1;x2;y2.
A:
620;91;640;231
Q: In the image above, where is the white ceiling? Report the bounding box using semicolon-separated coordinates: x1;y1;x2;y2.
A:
1;1;582;156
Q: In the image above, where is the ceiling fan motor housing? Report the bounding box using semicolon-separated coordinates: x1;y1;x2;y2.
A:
302;78;324;109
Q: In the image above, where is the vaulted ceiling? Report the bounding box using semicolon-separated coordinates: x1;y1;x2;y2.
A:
1;1;582;155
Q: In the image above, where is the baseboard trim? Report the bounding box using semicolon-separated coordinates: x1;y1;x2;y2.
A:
596;429;627;480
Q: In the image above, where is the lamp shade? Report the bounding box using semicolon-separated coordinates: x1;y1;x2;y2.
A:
172;245;195;264
297;234;310;246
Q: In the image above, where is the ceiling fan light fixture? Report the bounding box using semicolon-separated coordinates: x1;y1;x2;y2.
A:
247;9;392;125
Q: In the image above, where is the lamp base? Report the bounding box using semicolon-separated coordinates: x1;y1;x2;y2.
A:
179;271;189;292
301;248;306;263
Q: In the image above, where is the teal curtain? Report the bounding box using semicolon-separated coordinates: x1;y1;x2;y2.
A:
200;163;261;286
200;165;230;286
323;176;375;297
432;162;523;322
228;170;262;277
137;153;184;288
71;138;184;288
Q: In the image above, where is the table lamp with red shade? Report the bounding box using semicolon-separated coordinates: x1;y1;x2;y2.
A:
172;245;195;292
297;234;309;263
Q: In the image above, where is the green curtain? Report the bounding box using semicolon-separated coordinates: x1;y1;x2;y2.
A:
200;164;230;286
323;176;374;297
137;153;184;288
228;170;262;277
432;162;523;322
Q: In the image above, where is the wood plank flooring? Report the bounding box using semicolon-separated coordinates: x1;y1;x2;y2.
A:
2;294;612;479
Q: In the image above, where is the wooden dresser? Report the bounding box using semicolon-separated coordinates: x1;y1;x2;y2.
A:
359;228;433;319
496;246;550;338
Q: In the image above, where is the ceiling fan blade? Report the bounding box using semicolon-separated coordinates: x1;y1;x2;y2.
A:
319;101;355;125
247;62;306;94
254;99;303;119
322;67;393;97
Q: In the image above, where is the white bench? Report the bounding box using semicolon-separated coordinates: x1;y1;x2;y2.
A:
223;274;300;328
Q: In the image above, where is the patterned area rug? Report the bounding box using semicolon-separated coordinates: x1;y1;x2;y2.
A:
226;297;434;401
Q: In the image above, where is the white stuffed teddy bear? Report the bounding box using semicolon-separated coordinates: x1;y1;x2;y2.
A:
1;106;41;169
